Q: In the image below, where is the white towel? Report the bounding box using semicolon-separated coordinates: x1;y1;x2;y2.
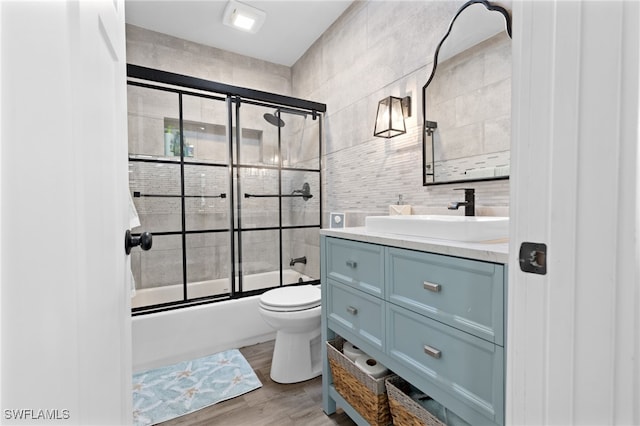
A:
129;192;141;228
128;192;141;298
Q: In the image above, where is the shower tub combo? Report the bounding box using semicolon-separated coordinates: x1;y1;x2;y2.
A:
132;270;311;371
127;66;324;372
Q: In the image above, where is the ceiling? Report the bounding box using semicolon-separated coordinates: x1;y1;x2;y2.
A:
125;0;354;67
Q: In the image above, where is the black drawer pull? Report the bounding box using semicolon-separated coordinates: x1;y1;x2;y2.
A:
423;281;441;292
424;345;442;359
346;306;358;315
346;260;357;268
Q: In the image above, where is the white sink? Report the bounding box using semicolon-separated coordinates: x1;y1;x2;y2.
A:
364;215;509;242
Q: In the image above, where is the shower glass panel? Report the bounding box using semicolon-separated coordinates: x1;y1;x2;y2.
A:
280;111;320;170
232;104;322;295
236;229;281;292
128;85;185;308
127;85;179;157
235;103;280;167
127;66;324;314
131;234;183;308
184;165;228;230
282;228;320;284
181;95;229;164
281;170;319;227
127;85;182;234
233;103;282;294
181;94;230;301
237;168;280;229
280;109;320;287
127;81;232;310
128;162;182;233
185;233;230;299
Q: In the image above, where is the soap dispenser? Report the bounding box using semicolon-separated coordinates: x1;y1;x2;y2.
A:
389;194;412;215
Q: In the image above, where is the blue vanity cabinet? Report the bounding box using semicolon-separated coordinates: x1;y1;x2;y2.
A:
327;279;386;352
325;237;385;298
386;247;504;345
321;235;507;426
387;304;504;425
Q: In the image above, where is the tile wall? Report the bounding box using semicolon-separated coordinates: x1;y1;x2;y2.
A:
126;24;292;95
126;25;320;291
291;0;512;224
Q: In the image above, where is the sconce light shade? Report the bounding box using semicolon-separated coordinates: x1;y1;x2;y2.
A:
374;96;406;138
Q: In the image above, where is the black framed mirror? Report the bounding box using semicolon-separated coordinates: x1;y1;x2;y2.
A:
422;0;512;186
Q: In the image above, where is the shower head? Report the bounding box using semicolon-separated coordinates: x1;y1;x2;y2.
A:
263;112;285;127
264;108;309;127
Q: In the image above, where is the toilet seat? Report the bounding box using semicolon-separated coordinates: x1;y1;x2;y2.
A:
259;285;321;312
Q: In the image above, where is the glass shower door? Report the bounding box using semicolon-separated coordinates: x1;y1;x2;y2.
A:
280;110;321;285
127;85;184;308
127;75;322;312
232;104;321;294
181;94;231;301
127;83;231;310
233;103;282;293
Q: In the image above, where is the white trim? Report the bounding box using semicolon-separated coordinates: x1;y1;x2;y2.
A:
0;0;4;408
509;1;640;424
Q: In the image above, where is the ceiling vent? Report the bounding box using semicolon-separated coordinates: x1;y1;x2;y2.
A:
222;0;266;34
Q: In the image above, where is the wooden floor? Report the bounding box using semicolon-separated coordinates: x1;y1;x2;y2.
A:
158;340;356;426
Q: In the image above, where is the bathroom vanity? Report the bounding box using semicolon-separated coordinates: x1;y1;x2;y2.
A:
320;227;508;425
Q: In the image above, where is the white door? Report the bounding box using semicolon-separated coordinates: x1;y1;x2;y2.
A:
0;1;132;424
508;1;639;424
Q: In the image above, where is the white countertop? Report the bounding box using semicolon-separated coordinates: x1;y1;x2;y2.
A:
320;227;509;264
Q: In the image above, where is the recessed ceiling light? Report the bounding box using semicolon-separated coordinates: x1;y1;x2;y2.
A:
223;0;266;34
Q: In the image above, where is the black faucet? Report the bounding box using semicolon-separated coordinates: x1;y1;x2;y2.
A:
448;188;475;216
290;256;307;267
291;182;312;201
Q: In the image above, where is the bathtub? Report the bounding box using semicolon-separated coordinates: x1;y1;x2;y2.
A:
132;269;313;372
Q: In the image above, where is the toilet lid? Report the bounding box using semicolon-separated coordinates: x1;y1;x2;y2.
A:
259;285;321;312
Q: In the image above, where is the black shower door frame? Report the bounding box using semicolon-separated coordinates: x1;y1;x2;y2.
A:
127;65;325;316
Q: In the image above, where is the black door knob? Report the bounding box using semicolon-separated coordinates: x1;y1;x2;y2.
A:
125;230;153;255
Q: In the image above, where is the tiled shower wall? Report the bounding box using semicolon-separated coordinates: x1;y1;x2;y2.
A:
291;0;511;224
126;24;292;95
126;25;320;289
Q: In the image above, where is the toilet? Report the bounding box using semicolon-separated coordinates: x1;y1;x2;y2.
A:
258;285;322;384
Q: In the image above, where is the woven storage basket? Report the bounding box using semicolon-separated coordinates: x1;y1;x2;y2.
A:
385;375;445;426
326;337;392;426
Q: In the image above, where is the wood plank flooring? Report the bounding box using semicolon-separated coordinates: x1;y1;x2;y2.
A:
158;340;356;426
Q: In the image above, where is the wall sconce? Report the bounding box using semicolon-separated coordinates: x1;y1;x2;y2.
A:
373;96;411;138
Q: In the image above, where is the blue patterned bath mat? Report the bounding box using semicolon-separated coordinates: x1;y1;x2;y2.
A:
132;349;262;425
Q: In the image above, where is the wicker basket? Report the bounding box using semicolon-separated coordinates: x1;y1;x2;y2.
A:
326;337;393;426
385;375;445;426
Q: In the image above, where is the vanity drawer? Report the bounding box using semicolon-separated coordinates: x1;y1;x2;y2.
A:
386;247;504;345
327;280;385;352
387;304;504;425
326;238;384;298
